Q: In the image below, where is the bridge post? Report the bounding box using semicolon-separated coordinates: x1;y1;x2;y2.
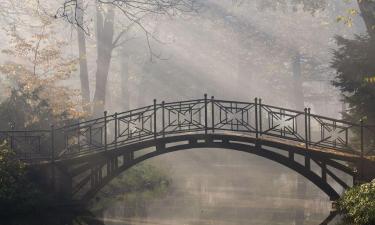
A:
204;94;208;135
211;96;215;133
162;101;165;138
104;111;107;151
304;108;309;150
259;98;262;136
308;108;311;143
255;98;258;140
154;99;157;139
114;112;118;149
305;108;312;168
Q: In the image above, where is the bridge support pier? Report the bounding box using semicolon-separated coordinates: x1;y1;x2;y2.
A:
30;164;73;202
123;151;134;163
156;142;166;152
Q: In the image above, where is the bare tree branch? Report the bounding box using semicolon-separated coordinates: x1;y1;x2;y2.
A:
55;0;200;59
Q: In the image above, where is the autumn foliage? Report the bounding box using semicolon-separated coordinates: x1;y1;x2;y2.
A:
0;19;86;129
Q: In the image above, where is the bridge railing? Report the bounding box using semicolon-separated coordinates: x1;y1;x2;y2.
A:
110;103;157;146
257;102;374;155
0;130;52;162
1;95;374;161
258;103;307;144
211;99;257;134
54;115;108;159
161;98;206;136
308;113;361;154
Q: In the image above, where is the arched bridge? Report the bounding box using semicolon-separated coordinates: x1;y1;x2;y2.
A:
1;95;375;202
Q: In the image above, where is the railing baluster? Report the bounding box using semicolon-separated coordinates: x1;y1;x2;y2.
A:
211;96;215;133
259;98;262;136
304;108;308;150
128;111;131;138
204;94;208;135
255;98;258;140
104;111;107;151
308;108;311;143
114;112;118;149
154;99;157;139
162;101;165;138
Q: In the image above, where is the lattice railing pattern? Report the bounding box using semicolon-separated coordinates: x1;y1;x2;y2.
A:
259;104;306;142
212;100;256;133
0;95;373;161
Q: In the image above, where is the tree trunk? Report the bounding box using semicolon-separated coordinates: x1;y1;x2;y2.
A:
292;51;305;108
77;0;90;109
120;52;130;111
93;5;115;116
357;0;375;39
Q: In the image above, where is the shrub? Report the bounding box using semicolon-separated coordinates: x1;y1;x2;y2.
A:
338;180;375;225
0;142;46;215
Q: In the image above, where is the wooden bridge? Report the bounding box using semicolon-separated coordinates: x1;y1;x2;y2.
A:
1;95;375;203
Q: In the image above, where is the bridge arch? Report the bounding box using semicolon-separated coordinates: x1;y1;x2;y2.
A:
4;96;373;203
62;133;355;202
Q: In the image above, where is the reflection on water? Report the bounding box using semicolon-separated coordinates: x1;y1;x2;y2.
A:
0;210;104;225
0;210;342;225
2;149;348;225
100;149;346;225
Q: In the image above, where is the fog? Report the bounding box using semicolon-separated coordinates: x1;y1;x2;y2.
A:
101;0;363;115
0;0;368;224
99;1;360;224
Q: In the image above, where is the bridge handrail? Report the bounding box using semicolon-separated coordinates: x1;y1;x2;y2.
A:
261;103;360;127
0;95;374;162
53;99;366;133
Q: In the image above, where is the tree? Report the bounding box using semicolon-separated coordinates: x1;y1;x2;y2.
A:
0;18;84;129
331;0;375;136
56;0;198;116
331;35;375;125
76;0;90;109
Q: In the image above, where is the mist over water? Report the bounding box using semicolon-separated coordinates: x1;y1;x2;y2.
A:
0;0;367;224
101;149;343;225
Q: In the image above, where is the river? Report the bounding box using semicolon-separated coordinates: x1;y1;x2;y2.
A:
99;148;344;225
2;148;346;225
